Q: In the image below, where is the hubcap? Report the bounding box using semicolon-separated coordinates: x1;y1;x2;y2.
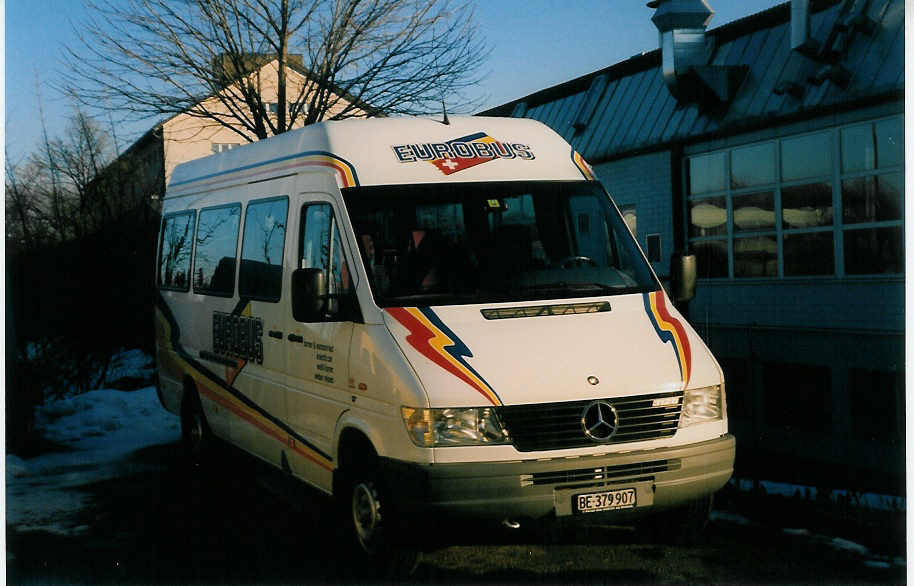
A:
190;412;203;446
352;481;381;552
186;407;204;454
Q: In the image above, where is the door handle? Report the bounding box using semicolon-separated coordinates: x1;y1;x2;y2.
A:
287;333;304;343
268;330;283;340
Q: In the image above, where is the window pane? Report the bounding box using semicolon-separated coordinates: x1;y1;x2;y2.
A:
620;204;637;237
240;197;288;300
301;204;352;296
689;197;727;237
688;152;726;195
301;204;333;271
875;117;903;169
844;227;904;274
782;182;833;228
842;174;903;224
733;191;775;232
841;124;875;173
731;142;775;188
781;132;832;181
734;236;777;278
784;232;833;276
158;212;195;290
646;234;662;263
691;239;728;278
193;205;240;296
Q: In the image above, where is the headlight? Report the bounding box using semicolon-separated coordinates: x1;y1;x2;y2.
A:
680;385;723;427
401;406;510;447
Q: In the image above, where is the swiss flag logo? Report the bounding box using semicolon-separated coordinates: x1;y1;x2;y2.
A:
430;132;500;175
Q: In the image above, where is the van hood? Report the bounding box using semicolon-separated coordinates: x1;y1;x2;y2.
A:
383;290;721;408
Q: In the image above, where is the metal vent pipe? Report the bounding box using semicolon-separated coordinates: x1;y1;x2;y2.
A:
650;0;715;91
790;0;821;56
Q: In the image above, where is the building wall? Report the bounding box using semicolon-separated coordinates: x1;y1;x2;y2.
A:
681;105;905;492
162;60;363;182
593;151;673;278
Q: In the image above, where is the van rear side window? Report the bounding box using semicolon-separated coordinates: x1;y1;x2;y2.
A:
158;211;196;291
239;196;289;301
193;204;241;297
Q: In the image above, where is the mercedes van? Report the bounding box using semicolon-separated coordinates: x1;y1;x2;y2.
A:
154;116;734;568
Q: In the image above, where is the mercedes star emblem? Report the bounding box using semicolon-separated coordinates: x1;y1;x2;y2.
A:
581;400;619;443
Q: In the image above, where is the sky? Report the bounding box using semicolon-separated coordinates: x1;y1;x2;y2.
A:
4;0;785;163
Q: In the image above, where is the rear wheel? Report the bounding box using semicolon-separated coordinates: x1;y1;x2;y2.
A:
181;389;211;466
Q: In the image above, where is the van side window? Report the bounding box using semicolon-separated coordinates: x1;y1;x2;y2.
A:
158;211;196;291
239;197;289;301
300;203;354;318
193;203;241;296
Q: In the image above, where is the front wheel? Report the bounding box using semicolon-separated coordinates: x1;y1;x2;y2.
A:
343;468;419;577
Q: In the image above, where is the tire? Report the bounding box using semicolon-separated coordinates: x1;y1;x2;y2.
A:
342;464;420;577
181;389;212;466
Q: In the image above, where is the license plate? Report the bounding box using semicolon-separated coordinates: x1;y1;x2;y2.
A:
574;488;637;514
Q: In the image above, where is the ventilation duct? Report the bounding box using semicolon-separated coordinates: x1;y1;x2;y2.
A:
648;0;746;107
791;0;820;56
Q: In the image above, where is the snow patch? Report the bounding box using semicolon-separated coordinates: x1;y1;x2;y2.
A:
829;537;870;555
7;350;180;538
710;511;752;526
732;478;905;512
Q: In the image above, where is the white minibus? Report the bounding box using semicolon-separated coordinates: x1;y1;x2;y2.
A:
155;116;734;572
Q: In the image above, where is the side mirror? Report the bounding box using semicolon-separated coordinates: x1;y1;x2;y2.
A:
292;268;327;322
670;252;697;303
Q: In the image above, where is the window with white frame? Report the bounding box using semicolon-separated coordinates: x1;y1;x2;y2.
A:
212;143;240;154
686;115;903;280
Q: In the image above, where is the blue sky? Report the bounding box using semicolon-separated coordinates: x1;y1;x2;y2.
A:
4;0;784;162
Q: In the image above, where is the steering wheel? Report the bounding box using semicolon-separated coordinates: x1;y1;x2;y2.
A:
560;256;597;269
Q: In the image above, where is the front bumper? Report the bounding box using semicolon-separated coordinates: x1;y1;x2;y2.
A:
381;434;735;521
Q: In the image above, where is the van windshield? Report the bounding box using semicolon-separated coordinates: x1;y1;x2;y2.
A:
343;181;658;307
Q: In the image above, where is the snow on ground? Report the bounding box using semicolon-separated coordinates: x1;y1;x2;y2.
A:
6;350;180;536
712;514;906;569
731;478;905;512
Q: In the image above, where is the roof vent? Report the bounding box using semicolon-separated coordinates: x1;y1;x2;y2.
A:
648;0;746;107
791;0;821;56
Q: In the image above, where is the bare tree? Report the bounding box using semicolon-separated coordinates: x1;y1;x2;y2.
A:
51;110;114;234
5;158;48;250
61;0;488;143
5;106;120;249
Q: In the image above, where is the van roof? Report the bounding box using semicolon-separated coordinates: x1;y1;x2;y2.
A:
165;116;594;196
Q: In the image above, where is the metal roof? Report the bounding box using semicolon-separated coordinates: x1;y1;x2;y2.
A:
479;0;903;163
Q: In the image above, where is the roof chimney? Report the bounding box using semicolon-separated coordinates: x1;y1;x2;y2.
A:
648;0;746;107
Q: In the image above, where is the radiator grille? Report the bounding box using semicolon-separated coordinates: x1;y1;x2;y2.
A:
497;391;683;452
521;459;680;488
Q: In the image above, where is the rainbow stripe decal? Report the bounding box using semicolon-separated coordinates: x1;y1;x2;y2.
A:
155;295;333;471
386;307;501;406
642;290;692;388
169;150;359;191
571;148;596;180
